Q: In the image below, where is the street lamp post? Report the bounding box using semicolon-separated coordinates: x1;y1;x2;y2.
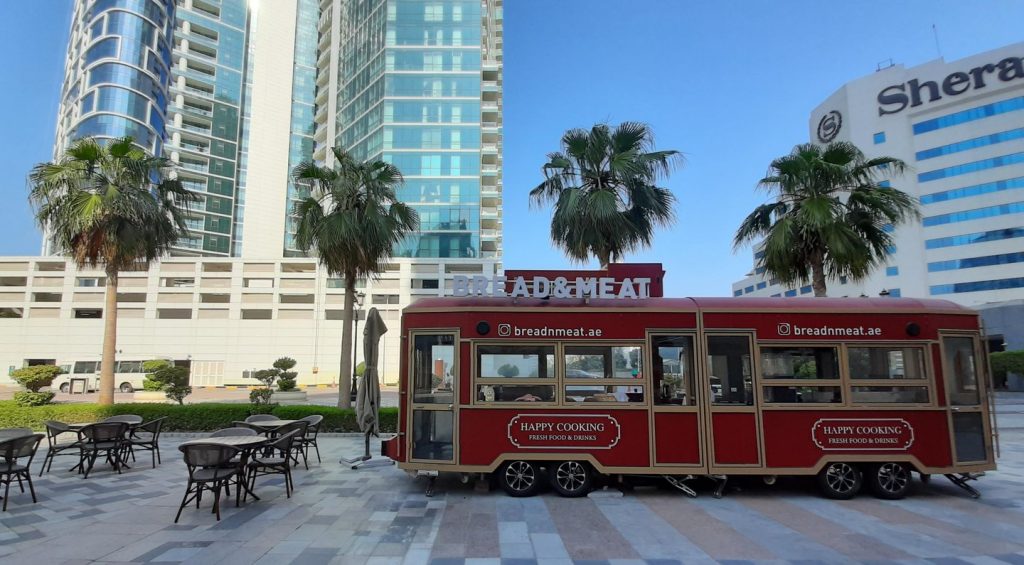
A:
351;291;365;401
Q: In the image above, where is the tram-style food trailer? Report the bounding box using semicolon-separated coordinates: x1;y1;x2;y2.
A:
382;266;997;500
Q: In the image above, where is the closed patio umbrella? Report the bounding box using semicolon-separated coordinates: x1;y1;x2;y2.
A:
345;307;387;467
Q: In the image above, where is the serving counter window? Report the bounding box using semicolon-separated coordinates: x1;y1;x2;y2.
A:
707;336;753;405
847;346;929;404
476;345;555;403
564;345;644;403
651;335;697;405
760;346;842;404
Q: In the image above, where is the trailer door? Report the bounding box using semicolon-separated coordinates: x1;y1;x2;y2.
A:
941;334;992;465
408;333;458;464
649;334;705;468
704;334;762;468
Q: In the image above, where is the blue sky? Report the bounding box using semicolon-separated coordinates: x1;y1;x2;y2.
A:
2;1;1022;296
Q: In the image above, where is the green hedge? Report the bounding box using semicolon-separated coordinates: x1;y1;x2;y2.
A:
991;350;1024;388
0;401;398;433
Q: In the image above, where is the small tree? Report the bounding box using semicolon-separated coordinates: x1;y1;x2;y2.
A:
991;350;1024;389
274;357;298;392
12;365;62;406
142;359;192;404
497;363;520;378
249;368;278;406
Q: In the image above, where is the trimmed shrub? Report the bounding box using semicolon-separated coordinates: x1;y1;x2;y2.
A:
13;391;56;407
0;401;399;433
275;357;298;392
11;365;63;407
991;350;1024;388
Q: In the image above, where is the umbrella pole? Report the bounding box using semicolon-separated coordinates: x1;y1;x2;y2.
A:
363;430;371;459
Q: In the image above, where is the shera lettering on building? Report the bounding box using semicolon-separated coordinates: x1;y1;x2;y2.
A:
452;275;652;300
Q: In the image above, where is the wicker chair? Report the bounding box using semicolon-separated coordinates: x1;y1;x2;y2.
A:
210;427;258;438
298;415;324;464
40;421;80;476
76;422;129;478
275;420;310;470
1;434;45;511
244;414;276;423
247;430;300;498
126;417;166;468
175;443;243;523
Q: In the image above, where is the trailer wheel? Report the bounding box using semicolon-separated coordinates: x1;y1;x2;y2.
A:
499;460;541;497
817;462;862;499
868;462;912;499
550;461;592;497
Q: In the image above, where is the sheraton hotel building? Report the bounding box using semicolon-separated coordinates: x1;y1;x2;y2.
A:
733;42;1024;351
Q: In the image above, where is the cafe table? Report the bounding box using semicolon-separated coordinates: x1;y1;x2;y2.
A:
234;420;297;435
0;428;34;443
179;435;269;501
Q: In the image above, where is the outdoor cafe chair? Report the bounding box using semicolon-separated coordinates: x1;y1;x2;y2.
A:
275;420;310;470
175;443;243;523
40;421;81;476
76;422;129;478
244;414;276;423
298;415;324;464
247;429;300;498
210;427;258;438
1;433;45;511
126;417;166;468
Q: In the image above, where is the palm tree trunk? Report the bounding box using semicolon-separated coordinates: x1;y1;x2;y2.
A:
598;250;611;270
337;273;356;409
98;269;119;405
811;253;828;297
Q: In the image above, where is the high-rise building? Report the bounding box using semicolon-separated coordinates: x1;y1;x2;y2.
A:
313;0;504;262
733;43;1024;310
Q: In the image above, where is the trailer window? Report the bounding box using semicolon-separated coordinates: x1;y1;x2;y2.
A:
706;336;753;405
564;346;642;379
478;345;554;378
943;337;980;406
476;345;555;404
763;386;842;404
850;386;929;404
412;334;455;404
847;347;925;380
761;347;839;380
651;335;696;406
565;385;644;403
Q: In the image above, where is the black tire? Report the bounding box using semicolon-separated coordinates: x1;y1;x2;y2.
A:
498;460;541;497
549;461;592;497
59;383;70;393
817;462;863;500
868;462;913;499
119;382;134;393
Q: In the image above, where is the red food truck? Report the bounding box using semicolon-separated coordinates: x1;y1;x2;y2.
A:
381;265;997;500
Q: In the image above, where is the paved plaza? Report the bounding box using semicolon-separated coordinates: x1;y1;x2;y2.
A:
1;396;1023;564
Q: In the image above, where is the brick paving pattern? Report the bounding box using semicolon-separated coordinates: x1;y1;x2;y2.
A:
0;397;1022;564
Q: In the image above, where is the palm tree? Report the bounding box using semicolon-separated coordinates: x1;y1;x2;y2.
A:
733;141;918;297
29;137;193;405
530;122;682;268
293;148;418;409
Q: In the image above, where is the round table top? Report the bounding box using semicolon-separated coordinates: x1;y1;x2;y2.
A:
179;435;268;448
0;429;34;443
243;419;297;429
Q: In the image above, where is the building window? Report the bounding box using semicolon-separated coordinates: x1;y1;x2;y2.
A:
873;132;886;144
916;128;1024;161
800;285;812;295
921;177;1024;205
886;245;897;254
756;281;767;290
74;308;103;319
733;289;743;297
913;96;1024;134
886;266;899;276
784;289;797;297
928;251;1024;272
926;227;1024;249
744;285;754;294
918;152;1024;183
930;277;1024;295
563;345;644;403
889;288;901;297
923;202;1024;227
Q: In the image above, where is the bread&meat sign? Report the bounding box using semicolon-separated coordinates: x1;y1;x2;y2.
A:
508;414;621;449
452;275;652;299
812;418;914;451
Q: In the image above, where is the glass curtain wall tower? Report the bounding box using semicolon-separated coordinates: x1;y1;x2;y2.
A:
312;0;503;261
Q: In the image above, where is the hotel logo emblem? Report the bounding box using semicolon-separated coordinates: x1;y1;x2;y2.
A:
817;110;842;142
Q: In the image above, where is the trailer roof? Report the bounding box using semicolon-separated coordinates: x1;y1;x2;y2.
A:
405;296;973;314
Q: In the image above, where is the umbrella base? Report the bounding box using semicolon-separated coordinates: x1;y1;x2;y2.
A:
342;455;394;470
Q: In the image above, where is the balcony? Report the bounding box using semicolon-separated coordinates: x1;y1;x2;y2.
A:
179;122;212;136
179;162;209;174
